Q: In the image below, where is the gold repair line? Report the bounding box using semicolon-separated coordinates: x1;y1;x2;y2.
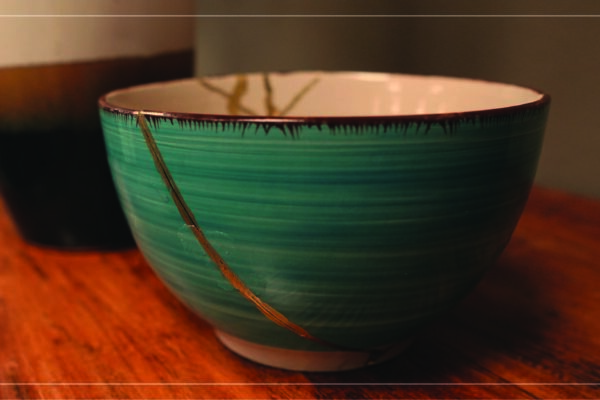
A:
228;75;249;115
198;78;258;116
136;112;354;352
280;76;321;116
262;73;278;116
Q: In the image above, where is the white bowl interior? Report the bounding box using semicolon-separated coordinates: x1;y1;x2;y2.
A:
105;71;543;117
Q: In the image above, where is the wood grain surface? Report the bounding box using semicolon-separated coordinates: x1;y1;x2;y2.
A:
1;186;599;399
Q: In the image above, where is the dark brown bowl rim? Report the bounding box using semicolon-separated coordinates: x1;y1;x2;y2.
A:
98;71;551;127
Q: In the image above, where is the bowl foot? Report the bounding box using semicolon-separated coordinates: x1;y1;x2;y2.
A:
215;329;411;372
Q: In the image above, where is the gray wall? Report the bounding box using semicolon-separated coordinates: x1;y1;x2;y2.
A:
194;1;600;199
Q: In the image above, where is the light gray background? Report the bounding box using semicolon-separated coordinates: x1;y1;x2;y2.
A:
194;0;600;199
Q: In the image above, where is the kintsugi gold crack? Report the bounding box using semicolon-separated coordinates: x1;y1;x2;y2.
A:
197;73;321;117
136;112;358;353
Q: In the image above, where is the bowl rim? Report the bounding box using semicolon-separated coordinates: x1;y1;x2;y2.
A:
98;70;551;126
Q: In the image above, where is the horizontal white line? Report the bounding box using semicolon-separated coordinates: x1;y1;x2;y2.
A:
1;14;600;18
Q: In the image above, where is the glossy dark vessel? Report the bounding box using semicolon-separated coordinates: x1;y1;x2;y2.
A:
0;51;193;249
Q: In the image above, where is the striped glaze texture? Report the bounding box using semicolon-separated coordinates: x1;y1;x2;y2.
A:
99;73;550;358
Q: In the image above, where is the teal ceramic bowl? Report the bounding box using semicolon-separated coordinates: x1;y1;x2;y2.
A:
99;71;550;371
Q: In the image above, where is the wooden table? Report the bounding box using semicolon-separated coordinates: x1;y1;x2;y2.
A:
1;186;599;399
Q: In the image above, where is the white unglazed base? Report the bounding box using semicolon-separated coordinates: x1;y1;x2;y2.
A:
215;330;411;372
